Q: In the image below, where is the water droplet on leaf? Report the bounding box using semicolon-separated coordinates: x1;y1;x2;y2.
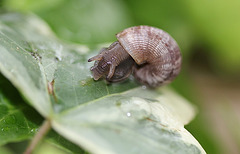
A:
126;112;131;117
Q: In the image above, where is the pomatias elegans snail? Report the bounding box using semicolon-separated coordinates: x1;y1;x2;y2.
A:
88;25;182;88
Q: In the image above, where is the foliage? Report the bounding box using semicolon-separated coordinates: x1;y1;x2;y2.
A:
0;13;205;153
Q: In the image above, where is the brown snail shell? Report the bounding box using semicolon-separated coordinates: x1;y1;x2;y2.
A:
88;25;182;88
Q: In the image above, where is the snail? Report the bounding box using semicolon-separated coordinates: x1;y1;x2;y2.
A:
88;25;182;88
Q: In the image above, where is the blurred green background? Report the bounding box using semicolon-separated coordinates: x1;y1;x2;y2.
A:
1;0;240;153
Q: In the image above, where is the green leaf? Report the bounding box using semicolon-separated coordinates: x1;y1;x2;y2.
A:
4;0;133;44
0;74;83;153
0;74;43;145
53;88;203;154
0;14;52;117
0;13;205;153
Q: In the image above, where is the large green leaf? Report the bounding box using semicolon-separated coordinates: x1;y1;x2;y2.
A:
0;13;205;153
53;87;203;154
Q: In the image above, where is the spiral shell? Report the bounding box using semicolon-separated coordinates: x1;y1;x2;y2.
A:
88;25;182;88
116;26;181;87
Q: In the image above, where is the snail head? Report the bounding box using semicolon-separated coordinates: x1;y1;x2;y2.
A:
88;42;135;83
88;49;110;81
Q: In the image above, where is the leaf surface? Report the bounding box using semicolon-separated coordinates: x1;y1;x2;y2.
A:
0;74;43;145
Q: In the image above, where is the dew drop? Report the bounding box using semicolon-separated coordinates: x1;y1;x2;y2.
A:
30;128;38;133
1;127;9;131
126;112;131;117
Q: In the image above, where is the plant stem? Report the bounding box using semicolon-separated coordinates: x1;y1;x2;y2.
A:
24;119;51;154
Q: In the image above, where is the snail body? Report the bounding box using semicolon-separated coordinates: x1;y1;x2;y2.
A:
88;25;182;87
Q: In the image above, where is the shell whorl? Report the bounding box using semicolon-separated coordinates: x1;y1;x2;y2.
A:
116;25;181;87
